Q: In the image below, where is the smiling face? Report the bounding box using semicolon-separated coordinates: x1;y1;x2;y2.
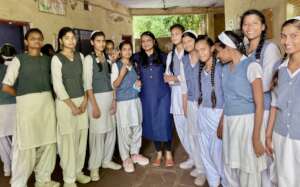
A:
91;35;106;52
60;31;77;50
242;14;265;41
182;36;195;53
281;23;300;55
195;40;214;63
171;27;183;46
141;35;155;52
120;43;132;60
25;32;43;50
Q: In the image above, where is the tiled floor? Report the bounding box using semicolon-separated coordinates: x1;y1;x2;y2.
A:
0;137;209;187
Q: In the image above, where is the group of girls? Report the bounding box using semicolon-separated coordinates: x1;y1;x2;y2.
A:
164;9;300;187
0;8;300;187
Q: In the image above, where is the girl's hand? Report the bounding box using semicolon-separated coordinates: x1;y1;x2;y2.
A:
79;100;88;113
110;99;117;115
120;64;128;75
135;80;142;88
265;136;273;157
92;105;101;119
217;119;223;139
164;74;176;83
253;139;265;157
71;105;82;116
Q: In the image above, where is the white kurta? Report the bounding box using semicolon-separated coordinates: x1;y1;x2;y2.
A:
0;104;15;137
2;57;57;150
84;55;116;133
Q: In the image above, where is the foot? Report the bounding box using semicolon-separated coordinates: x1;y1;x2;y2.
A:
102;161;122;170
90;169;100;181
164;151;174;167
194;175;206;186
123;158;135;173
4;170;10;177
76;173;91;184
190;169;201;177
63;183;77;187
35;181;60;187
131;154;149;166
152;151;162;167
179;158;194;169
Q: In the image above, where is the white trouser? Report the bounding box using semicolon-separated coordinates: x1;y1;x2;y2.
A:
273;132;300;187
224;165;262;187
58;129;88;183
173;115;193;161
117;125;142;161
11;142;56;187
199;133;224;186
88;129;116;170
0;136;12;174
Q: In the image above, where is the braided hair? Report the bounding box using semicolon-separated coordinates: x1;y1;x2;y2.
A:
169;24;185;74
240;9;267;62
196;35;217;108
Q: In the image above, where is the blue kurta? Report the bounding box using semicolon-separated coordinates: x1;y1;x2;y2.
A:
133;52;172;141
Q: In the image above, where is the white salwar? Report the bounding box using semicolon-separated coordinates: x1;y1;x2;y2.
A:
198;107;225;187
111;63;143;161
0;104;15;175
3;57;57;187
84;55;116;170
52;54;88;184
187;101;205;174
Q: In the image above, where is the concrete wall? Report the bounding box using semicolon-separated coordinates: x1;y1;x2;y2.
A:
0;0;133;47
224;0;287;42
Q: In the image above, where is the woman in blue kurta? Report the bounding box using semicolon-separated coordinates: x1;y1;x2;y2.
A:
133;31;173;166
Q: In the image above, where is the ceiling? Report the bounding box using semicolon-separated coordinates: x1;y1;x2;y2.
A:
115;0;224;9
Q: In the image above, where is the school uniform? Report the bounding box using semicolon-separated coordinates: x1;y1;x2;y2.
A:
248;41;281;187
2;53;57;187
84;54;116;170
111;61;143;161
272;59;300;187
0;60;16;176
197;62;226;187
165;49;191;155
51;52;88;184
182;54;205;174
222;56;267;187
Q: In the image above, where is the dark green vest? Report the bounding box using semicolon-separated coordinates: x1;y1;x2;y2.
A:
0;63;16;104
16;54;52;96
90;54;112;93
56;53;84;99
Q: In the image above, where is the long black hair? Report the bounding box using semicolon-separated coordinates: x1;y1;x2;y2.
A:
57;27;76;53
196;35;217;108
90;31;111;73
240;9;267;60
139;31;164;67
169;24;185;74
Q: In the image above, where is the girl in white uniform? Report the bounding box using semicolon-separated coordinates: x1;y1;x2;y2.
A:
194;35;226;187
216;31;267;187
84;31;121;181
0;44;16;177
111;41;149;173
51;27;90;187
163;24;186;167
182;30;206;186
240;10;282;186
266;17;300;187
2;28;58;187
